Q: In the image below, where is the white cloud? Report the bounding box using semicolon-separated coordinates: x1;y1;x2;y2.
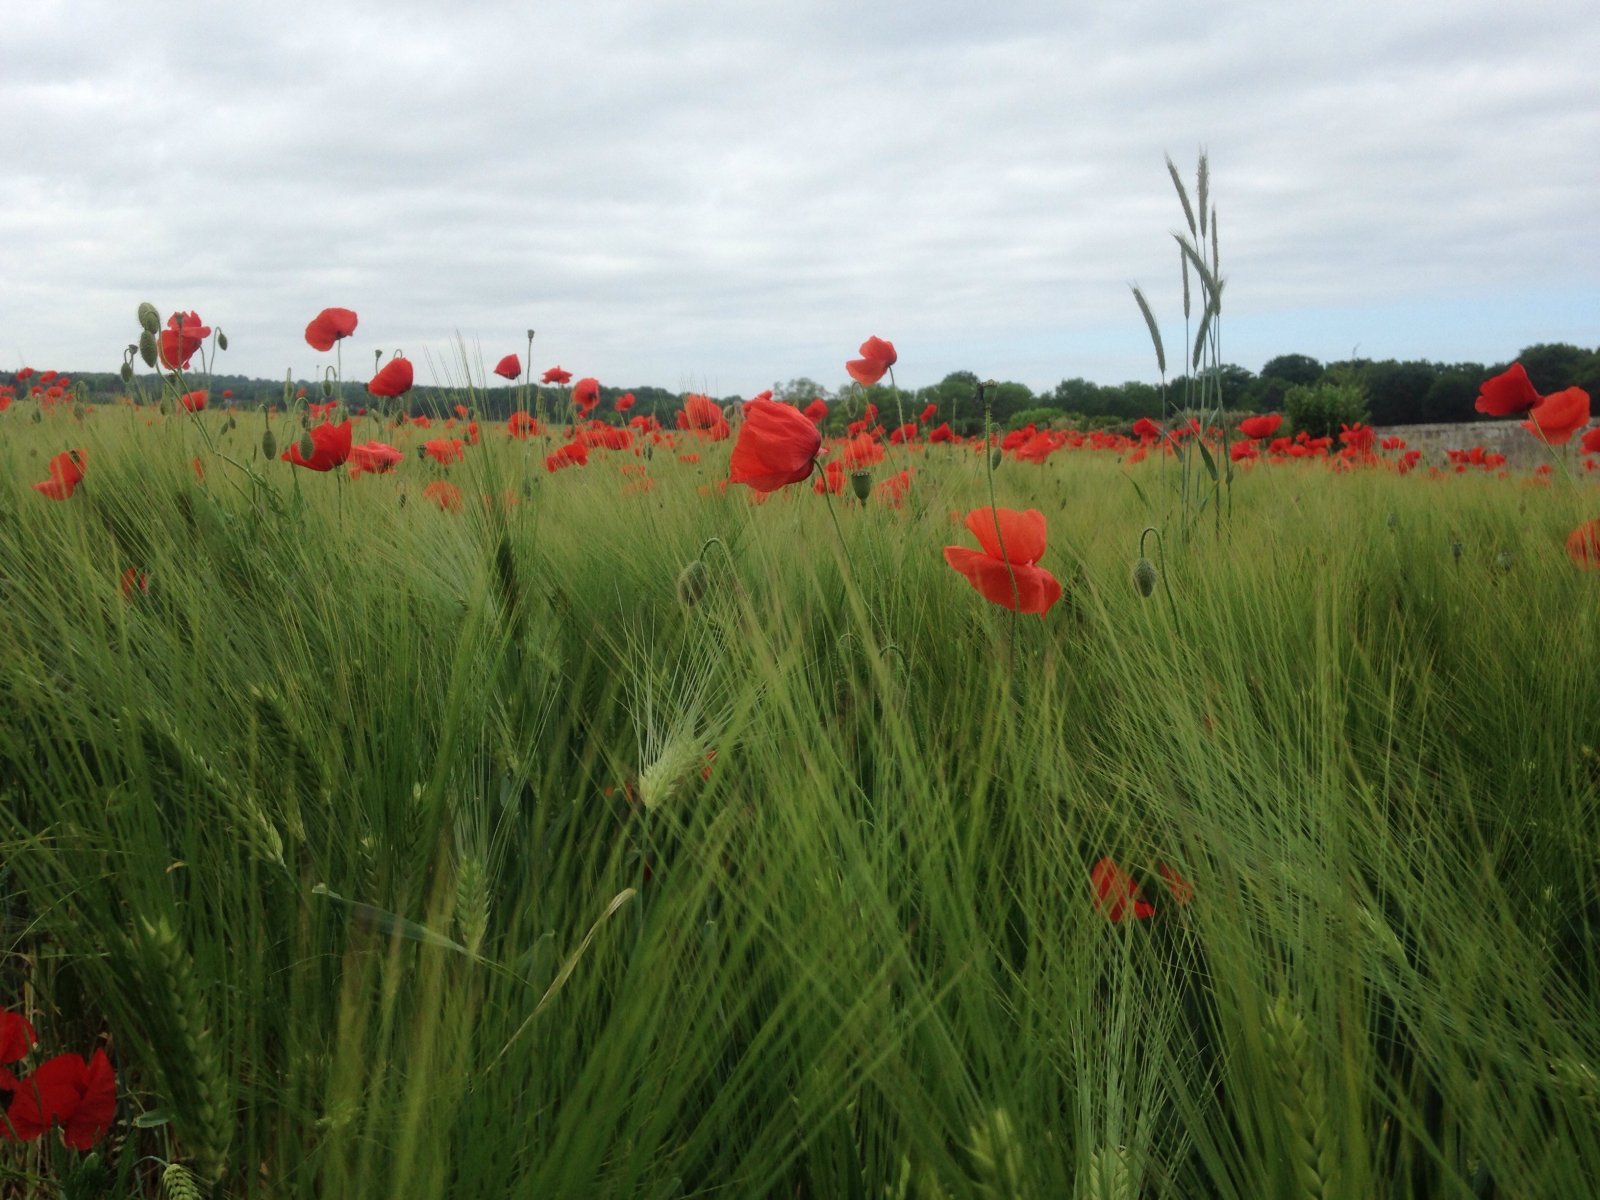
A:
3;0;1596;391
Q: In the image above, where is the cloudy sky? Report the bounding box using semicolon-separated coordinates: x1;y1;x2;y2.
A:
4;0;1595;395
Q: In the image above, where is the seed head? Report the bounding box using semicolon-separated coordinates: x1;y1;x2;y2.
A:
849;469;874;503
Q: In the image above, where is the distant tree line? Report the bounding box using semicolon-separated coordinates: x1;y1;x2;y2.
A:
14;342;1597;435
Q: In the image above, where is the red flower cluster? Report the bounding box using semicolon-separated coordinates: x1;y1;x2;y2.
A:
2;1008;116;1151
1090;858;1193;923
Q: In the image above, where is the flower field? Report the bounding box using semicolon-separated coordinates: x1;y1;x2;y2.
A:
2;302;1599;1198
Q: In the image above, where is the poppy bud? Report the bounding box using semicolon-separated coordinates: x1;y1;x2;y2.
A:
1450;540;1463;562
31;408;42;424
1385;511;1397;530
1132;557;1158;598
990;447;1003;469
120;362;133;383
73;402;85;421
223;416;236;433
137;301;160;335
159;398;171;416
321;377;334;398
216;329;228;351
261;428;277;460
850;469;874;503
676;560;709;608
138;330;158;368
643;444;654;461
299;431;316;461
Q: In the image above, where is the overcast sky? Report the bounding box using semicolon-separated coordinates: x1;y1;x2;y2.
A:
3;0;1596;395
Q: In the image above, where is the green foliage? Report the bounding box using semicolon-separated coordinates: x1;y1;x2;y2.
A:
1284;377;1371;439
1;408;1599;1198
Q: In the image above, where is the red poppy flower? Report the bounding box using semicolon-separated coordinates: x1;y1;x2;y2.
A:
304;307;358;352
803;398;828;423
119;567;151;601
423;438;466;465
1581;427;1600;454
1157;863;1194;906
573;377;601;411
506;411;540;439
919;403;938;424
729;399;823;492
845;335;897;387
0;1010;36;1091
178;390;207;413
812;459;845;494
677;394;730;439
1237;413;1282;440
5;1049;117;1149
1090;857;1156;922
1567;518;1600;570
422;480;464;512
159;312;210;370
367;358;414;399
928;421;955;443
32;449;86;500
615;392;636;412
541;365;572;385
943;507;1063;615
493;353;522;380
348;441;403;478
282;420;353;471
545;440;589;472
1520;387;1591;445
841;434;885;468
1475;362;1541;416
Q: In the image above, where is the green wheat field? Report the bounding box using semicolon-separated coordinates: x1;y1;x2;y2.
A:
3;382;1598;1198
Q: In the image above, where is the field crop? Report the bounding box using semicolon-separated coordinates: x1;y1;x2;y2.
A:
2;349;1598;1199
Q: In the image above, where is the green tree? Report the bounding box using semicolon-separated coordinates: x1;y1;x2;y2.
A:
1283;379;1370;439
1260;354;1323;387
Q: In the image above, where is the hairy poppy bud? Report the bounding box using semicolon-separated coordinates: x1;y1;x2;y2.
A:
321;376;334;398
120;362;134;383
990;447;1003;470
299;431;316;461
1132;557;1158;598
850;469;874;503
159;398;172;416
676;560;709;608
261;428;277;460
216;329;228;351
137;302;160;335
138;330;158;368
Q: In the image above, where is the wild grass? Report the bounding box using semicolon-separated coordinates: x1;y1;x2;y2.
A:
2;404;1597;1198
